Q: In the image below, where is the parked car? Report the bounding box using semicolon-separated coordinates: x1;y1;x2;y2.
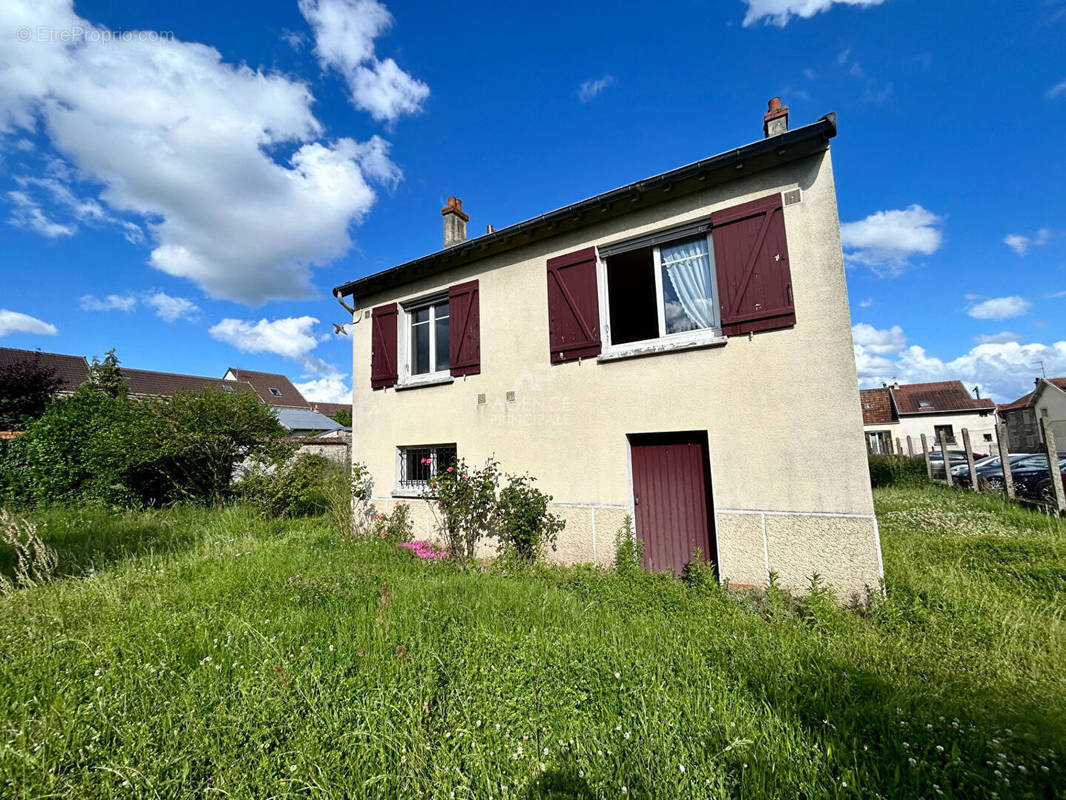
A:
1011;457;1066;502
928;449;986;478
951;454;1039;488
1030;466;1066;505
981;453;1066;495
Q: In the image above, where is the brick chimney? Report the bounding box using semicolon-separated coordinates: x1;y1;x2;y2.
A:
441;196;468;247
763;97;789;138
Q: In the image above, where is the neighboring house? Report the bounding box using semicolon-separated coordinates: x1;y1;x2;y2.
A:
272;406;349;437
333;99;882;599
859;387;900;454
1000;378;1066;453
123;368;259;400
0;347;90;394
223;368;309;408
309;401;347;419
860;381;997;453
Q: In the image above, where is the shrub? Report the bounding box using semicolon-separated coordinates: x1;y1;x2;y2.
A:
241;454;338;518
370;504;413;543
613;515;644;575
868;453;927;488
680;548;717;592
0;355;63;430
495;474;564;565
0;386;291;508
429;457;501;562
324;461;374;538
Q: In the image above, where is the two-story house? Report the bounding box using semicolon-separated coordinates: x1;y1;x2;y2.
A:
1000;378;1066;453
333;100;882;600
860;381;997;455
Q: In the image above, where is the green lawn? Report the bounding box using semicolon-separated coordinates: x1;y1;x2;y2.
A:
0;487;1063;799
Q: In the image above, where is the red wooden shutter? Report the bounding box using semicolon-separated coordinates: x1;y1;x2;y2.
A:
546;247;601;363
449;279;480;377
370;303;398;389
710;193;795;336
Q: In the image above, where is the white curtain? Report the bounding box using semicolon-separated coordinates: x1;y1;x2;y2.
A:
660;237;715;331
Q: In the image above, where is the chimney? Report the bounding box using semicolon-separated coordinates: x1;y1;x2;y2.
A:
441;196;468;247
763;97;789;138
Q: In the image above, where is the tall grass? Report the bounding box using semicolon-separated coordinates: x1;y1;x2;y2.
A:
0;486;1063;798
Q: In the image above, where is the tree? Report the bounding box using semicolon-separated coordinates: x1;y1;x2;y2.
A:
332;406;352;427
0;356;63;430
87;348;127;398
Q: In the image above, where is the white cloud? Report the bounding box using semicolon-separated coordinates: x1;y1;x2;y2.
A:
294;356;352;403
0;0;401;304
1048;79;1066;99
0;309;58;337
856;336;1066;403
80;294;136;312
6;190;76;237
742;0;884;27
578;75;615;102
209;316;320;359
858;297;873;308
852;322;906;355
975;332;1023;345
144;291;200;322
967;296;1031;320
281;29;308;51
840;205;943;276
298;0;429;123
1003;228;1051;256
293;376;352;404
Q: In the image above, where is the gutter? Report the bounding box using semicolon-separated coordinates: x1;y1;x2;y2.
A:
333;113;837;304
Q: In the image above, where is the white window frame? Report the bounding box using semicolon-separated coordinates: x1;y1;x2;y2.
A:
393;443;457;497
398;292;452;388
596;226;726;362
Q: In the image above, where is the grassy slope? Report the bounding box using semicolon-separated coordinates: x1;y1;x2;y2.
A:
0;487;1063;799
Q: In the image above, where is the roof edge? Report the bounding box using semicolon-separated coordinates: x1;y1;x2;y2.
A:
334;113;837;301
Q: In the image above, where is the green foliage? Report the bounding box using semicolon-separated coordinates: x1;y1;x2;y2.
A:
495;474;564;565
613;514;644;575
323;461;373;538
2;487;1063;798
87;348;127;398
0;386;290;508
331;406;352;427
868;453;927;488
240;454;338;518
680;547;718;592
370;503;413;543
0;508;56;594
429;457;501;562
0;355;63;430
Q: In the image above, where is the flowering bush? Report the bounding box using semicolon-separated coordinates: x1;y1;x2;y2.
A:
429;457;501;562
370;504;413;543
495;474;563;565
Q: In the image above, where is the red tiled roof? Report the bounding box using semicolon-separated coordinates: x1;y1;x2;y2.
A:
225;368;308;407
0;347;89;391
1000;378;1066;412
309;401;347;418
123;368;258;399
859;387;896;425
890;381;996;415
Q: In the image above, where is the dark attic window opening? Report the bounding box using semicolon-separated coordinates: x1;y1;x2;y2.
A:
606;245;658;345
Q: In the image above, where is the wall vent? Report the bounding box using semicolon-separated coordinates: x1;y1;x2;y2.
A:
476;393;487;405
783;188;802;206
506;391;516;402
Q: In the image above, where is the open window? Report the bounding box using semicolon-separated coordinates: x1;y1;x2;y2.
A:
601;226;721;349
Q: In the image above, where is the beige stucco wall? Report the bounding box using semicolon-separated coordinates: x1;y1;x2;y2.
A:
346;149;882;602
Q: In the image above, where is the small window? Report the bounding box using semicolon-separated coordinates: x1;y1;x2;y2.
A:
983;433;993;442
604;233;719;347
222;384;234;393
918;400;932;409
934;424;955;444
397;444;457;493
269;388;282;397
406;298;450;377
863;403;873;409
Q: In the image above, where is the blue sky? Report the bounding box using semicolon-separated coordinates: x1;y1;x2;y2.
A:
1;0;1064;403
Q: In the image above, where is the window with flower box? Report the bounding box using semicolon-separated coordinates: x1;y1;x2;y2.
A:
396;444;457;494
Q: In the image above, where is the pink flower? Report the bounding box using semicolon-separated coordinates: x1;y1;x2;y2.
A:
446;467;453;473
421;458;432;465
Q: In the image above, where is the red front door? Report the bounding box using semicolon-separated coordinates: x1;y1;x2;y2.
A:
629;432;715;576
